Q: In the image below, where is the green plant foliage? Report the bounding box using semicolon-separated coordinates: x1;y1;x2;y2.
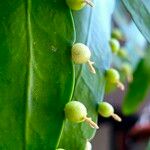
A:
121;0;150;43
59;0;115;149
109;1;146;92
0;0;75;149
116;0;150;115
2;0;150;149
113;0;146;68
122;46;150;115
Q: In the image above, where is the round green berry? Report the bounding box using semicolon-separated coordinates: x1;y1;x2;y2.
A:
121;63;133;82
118;48;128;58
64;101;87;123
111;28;124;40
98;102;114;117
72;43;91;64
66;0;86;10
105;68;120;84
109;38;120;54
121;63;132;75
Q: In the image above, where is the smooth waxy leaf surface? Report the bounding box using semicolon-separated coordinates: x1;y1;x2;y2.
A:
0;0;75;149
59;0;115;149
121;0;150;43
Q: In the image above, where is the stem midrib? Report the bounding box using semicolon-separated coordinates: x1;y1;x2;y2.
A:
25;0;32;149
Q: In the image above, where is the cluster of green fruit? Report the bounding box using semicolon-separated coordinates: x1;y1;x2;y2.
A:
109;28;133;83
71;42;123;120
56;101;121;150
109;28;127;57
56;99;121;150
63;41;123;129
57;42;123;149
72;43;125;90
64;101;121;126
60;2;124;150
58;41;124;145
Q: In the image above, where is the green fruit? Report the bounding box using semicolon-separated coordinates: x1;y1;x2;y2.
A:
71;43;96;74
64;101;87;123
98;102;114;117
66;0;86;10
64;101;99;128
105;68;125;91
98;102;122;122
56;149;65;150
121;63;133;82
121;63;132;75
118;48;128;58
109;38;120;54
105;68;120;83
72;43;91;64
111;28;124;40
